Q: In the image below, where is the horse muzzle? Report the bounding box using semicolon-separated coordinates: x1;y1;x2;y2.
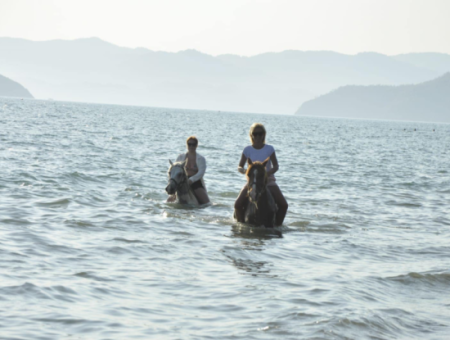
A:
166;183;176;195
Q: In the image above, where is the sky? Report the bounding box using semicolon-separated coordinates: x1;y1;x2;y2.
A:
0;0;449;56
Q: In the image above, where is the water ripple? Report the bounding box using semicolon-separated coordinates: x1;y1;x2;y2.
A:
1;98;449;339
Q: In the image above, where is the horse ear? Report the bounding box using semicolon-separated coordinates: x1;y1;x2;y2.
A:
247;158;253;165
262;157;270;167
169;159;173;165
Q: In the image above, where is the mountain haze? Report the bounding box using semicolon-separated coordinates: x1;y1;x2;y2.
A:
295;73;450;122
0;74;33;98
0;37;447;114
393;53;450;75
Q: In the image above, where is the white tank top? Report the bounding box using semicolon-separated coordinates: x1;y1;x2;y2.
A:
243;144;275;178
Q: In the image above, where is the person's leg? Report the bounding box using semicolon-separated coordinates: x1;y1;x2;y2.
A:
268;185;288;226
190;180;210;205
194;188;210;204
234;185;248;222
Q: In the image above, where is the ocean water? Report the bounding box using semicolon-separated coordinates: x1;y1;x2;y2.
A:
1;97;449;340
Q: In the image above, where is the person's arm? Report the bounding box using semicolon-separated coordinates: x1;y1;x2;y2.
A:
267;151;279;176
238;153;247;174
188;155;206;183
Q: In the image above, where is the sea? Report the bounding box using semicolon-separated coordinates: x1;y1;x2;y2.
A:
1;97;449;340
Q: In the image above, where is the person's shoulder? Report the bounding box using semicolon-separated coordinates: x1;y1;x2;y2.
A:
196;152;205;160
264;144;275;152
176;153;186;161
242;145;253;156
243;145;253;152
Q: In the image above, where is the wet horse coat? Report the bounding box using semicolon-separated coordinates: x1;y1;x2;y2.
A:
244;158;277;228
165;160;199;205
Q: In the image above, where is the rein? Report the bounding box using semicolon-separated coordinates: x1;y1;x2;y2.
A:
170;177;186;188
246;180;267;194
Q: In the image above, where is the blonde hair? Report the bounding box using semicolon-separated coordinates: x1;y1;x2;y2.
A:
186;136;198;147
249;123;266;144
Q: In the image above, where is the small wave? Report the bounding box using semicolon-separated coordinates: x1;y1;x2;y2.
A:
216;191;239;198
112;237;144;244
0;218;32;225
64;219;95;228
289;221;311;227
297;223;350;234
164;203;202;210
231;224;282;238
433;217;450;226
64;171;102;184
104;246;137;255
198;145;221;150
15;172;38;181
74;271;113;282
197;215;234;225
33;317;88;325
385;200;422;208
0;282;50;300
386;271;450;286
207;202;230;209
35;197;71;208
160;208;232;227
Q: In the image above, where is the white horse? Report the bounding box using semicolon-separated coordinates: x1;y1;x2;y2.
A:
165;160;199;205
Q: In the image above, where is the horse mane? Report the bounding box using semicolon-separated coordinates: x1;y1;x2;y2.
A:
246;161;268;185
243;158;277;228
168;161;188;176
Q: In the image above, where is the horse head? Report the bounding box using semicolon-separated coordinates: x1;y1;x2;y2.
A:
246;157;270;205
165;159;188;195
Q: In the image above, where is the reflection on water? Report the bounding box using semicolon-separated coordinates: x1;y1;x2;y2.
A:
229;256;273;277
223;235;278;278
231;224;283;239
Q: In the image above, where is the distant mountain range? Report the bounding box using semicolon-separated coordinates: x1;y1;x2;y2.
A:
0;37;449;115
0;74;33;98
296;73;450;122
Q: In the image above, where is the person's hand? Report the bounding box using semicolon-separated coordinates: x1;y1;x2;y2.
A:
238;167;246;174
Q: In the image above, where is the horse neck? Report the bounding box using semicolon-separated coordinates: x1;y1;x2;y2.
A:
248;166;268;196
177;180;190;196
176;180;198;205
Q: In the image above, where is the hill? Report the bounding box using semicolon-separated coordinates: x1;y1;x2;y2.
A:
0;74;33;98
295;73;450;122
0;37;446;114
392;53;450;75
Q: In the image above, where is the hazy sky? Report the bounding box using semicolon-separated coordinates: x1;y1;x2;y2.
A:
1;0;449;56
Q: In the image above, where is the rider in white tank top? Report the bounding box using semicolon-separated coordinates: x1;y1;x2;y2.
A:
243;144;276;180
235;123;288;226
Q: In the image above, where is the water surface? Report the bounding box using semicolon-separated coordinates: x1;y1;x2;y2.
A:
1;98;449;339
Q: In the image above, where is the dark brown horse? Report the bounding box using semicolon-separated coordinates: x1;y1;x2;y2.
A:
242;157;277;229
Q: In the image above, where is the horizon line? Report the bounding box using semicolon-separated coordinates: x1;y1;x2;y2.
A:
1;36;449;58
